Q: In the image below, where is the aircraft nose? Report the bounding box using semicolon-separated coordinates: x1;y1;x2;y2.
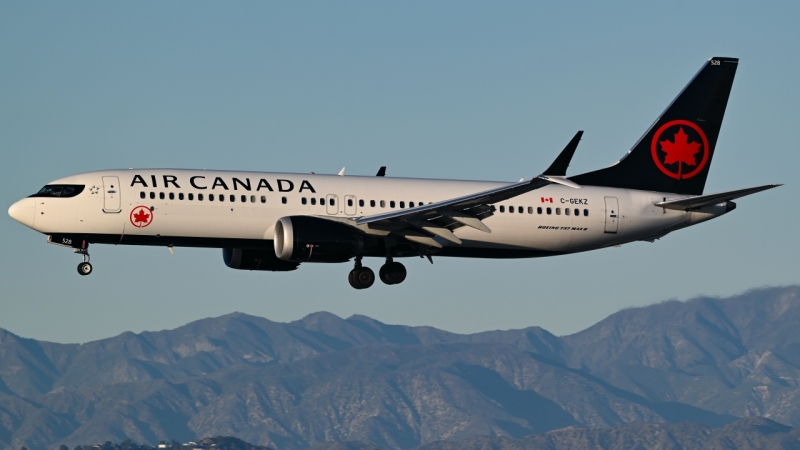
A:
8;197;35;229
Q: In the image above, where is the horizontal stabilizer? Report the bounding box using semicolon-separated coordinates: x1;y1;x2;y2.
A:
654;184;781;211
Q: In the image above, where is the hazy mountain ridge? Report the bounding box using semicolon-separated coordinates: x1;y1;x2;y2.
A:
412;417;800;450
1;285;799;450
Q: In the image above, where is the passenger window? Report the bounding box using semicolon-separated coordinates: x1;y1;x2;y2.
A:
219;194;224;202
159;192;165;200
499;205;505;213
574;208;579;216
347;199;353;207
189;193;194;200
282;197;287;204
199;193;204;201
320;198;325;206
390;201;395;208
399;201;405;208
370;200;376;207
547;207;552;215
169;193;175;200
537;207;542;214
301;197;307;205
565;208;570;216
359;199;364;207
140;192;145;199
380;200;385;208
261;196;266;203
311;198;316;205
518;207;523;213
584;209;589;216
528;207;533;214
250;195;255;203
409;202;415;208
179;193;184;200
150;192;155;199
556;208;561;215
209;194;214;201
230;195;235;202
241;195;246;202
330;198;335;206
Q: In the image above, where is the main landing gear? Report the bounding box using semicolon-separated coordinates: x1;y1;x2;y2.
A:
76;247;92;276
379;257;406;285
348;256;407;289
349;256;374;290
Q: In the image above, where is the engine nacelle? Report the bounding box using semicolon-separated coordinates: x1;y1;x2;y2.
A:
223;248;299;271
274;216;364;263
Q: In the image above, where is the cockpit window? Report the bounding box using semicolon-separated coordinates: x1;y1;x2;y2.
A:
30;185;85;198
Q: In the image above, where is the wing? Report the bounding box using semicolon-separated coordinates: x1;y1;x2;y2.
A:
343;132;584;249
654;184;781;211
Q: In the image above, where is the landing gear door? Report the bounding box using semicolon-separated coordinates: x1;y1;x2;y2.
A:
326;194;338;215
102;176;121;213
604;196;619;234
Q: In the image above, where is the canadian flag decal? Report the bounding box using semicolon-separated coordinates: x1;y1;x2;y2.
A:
541;197;554;203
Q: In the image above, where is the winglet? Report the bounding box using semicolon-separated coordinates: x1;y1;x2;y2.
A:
376;166;386;177
338;167;346;176
543;131;583;176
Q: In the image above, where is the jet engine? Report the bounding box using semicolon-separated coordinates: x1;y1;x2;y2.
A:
223;247;299;271
274;216;365;263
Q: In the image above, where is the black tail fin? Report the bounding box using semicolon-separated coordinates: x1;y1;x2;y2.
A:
571;57;738;195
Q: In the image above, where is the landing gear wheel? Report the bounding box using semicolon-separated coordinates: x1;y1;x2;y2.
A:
77;262;93;276
379;262;407;285
348;267;375;289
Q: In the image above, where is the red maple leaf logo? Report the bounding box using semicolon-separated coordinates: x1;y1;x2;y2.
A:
651;120;709;180
660;127;701;167
133;209;150;223
133;209;150;224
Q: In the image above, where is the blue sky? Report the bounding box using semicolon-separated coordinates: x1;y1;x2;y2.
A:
1;1;798;343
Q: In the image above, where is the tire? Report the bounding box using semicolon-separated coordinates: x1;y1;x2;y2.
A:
349;268;374;289
348;269;357;288
77;262;93;276
379;262;406;285
355;267;375;289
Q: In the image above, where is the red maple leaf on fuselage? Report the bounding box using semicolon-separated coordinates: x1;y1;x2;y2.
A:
133;209;150;224
660;127;701;166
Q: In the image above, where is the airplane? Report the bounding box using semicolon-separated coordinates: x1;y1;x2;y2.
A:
7;57;780;289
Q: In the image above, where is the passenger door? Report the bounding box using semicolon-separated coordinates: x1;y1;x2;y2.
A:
102;176;121;213
604;196;619;234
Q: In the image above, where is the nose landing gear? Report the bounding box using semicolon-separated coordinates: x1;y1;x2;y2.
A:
75;247;92;276
348;256;375;289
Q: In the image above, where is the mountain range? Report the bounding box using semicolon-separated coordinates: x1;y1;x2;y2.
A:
1;285;799;450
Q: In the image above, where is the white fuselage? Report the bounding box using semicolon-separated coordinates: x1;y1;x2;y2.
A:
10;169;727;258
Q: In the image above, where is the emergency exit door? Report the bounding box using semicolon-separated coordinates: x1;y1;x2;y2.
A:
326;194;338;215
344;195;357;215
604;197;619;233
102;176;121;213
